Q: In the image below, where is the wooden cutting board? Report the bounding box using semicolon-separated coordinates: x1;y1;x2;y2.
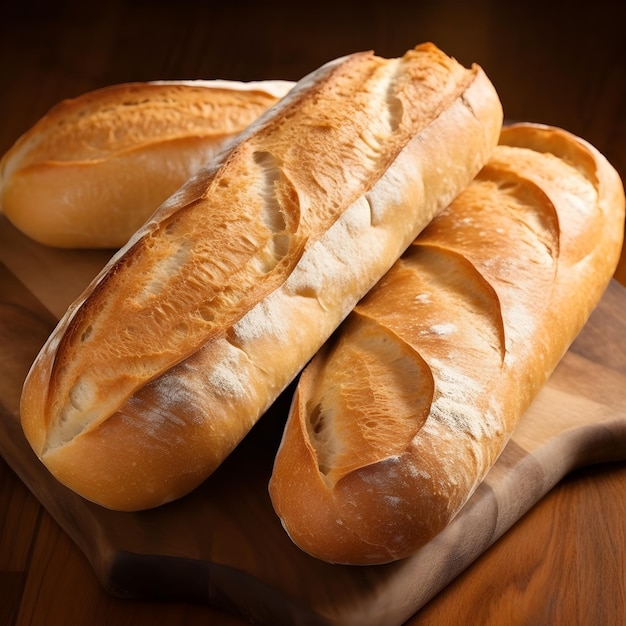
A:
1;214;625;626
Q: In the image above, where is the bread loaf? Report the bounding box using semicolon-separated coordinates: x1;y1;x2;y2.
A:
269;123;625;565
0;79;293;248
19;43;502;511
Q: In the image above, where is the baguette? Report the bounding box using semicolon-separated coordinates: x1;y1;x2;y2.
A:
19;43;503;511
269;123;625;565
0;79;293;248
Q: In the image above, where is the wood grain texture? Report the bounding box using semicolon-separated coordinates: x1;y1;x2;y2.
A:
414;462;626;625
1;1;625;624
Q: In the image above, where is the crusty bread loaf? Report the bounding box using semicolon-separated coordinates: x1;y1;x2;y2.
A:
269;122;625;565
0;79;293;248
19;43;502;511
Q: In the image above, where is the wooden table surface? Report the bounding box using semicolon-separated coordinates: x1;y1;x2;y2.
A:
1;1;625;625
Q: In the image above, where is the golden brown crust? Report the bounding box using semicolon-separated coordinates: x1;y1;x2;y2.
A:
0;79;293;248
269;123;625;565
20;43;503;511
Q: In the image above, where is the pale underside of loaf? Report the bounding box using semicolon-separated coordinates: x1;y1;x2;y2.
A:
20;43;503;510
0;80;294;247
269;123;625;565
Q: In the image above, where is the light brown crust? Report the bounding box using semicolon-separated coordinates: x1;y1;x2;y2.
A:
0;79;293;248
269;123;625;565
20;43;503;511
